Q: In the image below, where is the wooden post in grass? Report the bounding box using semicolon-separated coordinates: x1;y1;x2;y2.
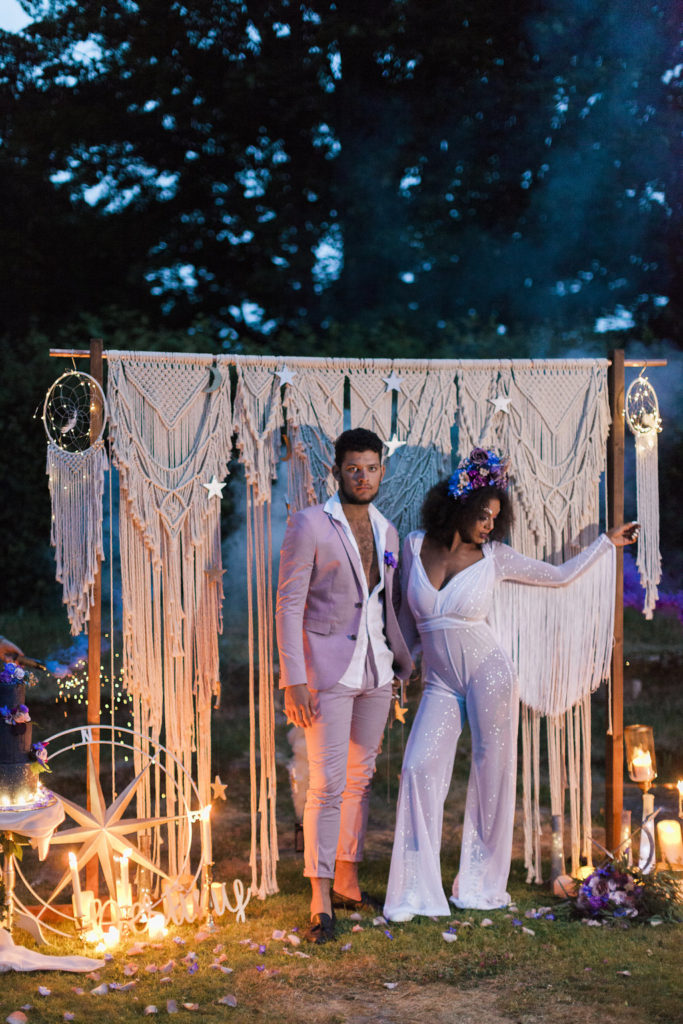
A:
86;337;103;895
606;348;625;852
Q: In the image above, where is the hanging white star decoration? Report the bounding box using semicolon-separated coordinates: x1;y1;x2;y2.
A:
47;746;186;905
384;434;406;458
382;370;404;392
489;394;512;414
275;365;297;387
203;475;226;500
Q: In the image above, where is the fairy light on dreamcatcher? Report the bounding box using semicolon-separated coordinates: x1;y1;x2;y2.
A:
625;370;662;619
43;371;108;636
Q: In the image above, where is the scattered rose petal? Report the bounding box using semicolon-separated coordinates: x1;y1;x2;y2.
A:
480;919;493;927
111;981;137;992
352;924;364;933
103;952;114;962
218;995;237;1007
293;951;311;958
181;952;197;964
159;960;176;974
123;963;139;977
258;943;267;954
214;952;227;963
256;965;265;972
384;930;394;939
172;937;185;946
383;982;398;990
37;987;51;997
145;964;159;974
91;983;110;995
341;943;352;952
272;929;286;941
64;1015;75;1022
373;916;387;926
512;919;522;927
521;927;535;936
217;966;234;974
160;977;172;984
584;967;592;972
441;932;458;943
86;971;101;981
460;921;472;928
350;912;362;921
617;970;632;977
72;988;84;996
127;943;147;956
213;943;224;953
187;961;199;975
166;1000;178;1014
287;933;300;946
182;1004;199;1011
7;1013;29;1024
195;930;211;942
144;1006;158;1015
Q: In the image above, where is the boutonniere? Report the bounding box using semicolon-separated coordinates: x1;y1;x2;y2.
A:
384;550;398;569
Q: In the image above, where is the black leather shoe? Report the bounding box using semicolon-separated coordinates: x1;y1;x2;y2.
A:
303;912;336;944
331;889;383;913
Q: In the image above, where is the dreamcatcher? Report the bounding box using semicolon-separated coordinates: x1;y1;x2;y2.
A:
625;370;662;619
43;371;108;635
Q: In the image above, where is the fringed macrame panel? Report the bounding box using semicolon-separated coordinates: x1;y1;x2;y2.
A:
281;358;348;510
107;352;233;880
229;356;283;898
374;363;457;537
46;441;107;635
458;359;613;882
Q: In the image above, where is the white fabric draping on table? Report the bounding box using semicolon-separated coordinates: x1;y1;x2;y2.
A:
0;796;65;860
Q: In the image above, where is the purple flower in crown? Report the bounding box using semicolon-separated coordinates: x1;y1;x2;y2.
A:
384;550;398;569
12;704;31;724
0;705;13;724
448;448;510;500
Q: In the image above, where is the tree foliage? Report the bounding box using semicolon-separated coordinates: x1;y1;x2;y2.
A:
0;0;680;341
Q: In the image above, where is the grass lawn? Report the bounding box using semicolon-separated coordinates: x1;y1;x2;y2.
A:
0;606;681;1023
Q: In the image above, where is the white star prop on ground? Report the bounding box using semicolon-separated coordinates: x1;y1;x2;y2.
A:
489;394;512;414
275;365;297;387
47;746;185;905
211;775;227;801
382;370;404;392
384;433;406;457
203;475;226;500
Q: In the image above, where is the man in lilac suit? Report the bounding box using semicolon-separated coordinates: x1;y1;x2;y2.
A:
276;428;412;943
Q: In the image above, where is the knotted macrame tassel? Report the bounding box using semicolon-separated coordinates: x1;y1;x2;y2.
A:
634;430;661;619
46;440;107;635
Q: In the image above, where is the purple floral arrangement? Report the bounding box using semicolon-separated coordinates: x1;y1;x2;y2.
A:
576;863;643;919
384;550;398;569
448;447;509;500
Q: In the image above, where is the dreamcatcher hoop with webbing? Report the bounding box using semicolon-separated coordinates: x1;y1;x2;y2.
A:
43;371;109;635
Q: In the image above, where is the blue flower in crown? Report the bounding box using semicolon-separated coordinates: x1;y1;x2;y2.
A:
448;448;509;500
384;550;398;569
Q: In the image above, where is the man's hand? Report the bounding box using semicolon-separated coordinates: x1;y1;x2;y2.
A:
284;683;317;728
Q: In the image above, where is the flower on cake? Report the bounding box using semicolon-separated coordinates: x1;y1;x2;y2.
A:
0;703;31;725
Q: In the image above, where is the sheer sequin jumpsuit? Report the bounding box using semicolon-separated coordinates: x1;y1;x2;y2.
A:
384;530;613;918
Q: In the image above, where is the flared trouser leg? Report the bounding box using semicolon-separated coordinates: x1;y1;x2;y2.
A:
384;685;465;920
453;647;519;909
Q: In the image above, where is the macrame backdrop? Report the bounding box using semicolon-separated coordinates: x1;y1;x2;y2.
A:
456;360;614;881
71;352;618;900
107;352;233;880
46;441;107;635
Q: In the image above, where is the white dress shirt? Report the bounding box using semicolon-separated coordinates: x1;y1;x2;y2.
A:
323;493;395;690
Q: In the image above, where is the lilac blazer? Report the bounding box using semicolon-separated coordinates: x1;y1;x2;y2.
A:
275;503;413;691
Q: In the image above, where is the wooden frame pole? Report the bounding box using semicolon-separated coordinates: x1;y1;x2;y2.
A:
605;348;625;851
86;337;103;894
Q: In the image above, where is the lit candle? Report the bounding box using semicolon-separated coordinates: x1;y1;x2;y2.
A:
104;925;120;949
677;780;683;819
657;820;683;869
201;805;212;863
116;849;133;907
630;747;654;782
68;852;84;919
211;881;227;917
147;912;167;939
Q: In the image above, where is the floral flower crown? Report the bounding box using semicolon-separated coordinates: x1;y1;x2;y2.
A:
447;447;510;500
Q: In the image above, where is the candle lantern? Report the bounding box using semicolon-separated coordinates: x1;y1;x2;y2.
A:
625;724;657;874
625;724;657;790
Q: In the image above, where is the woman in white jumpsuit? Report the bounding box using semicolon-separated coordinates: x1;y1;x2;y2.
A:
384;449;638;919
